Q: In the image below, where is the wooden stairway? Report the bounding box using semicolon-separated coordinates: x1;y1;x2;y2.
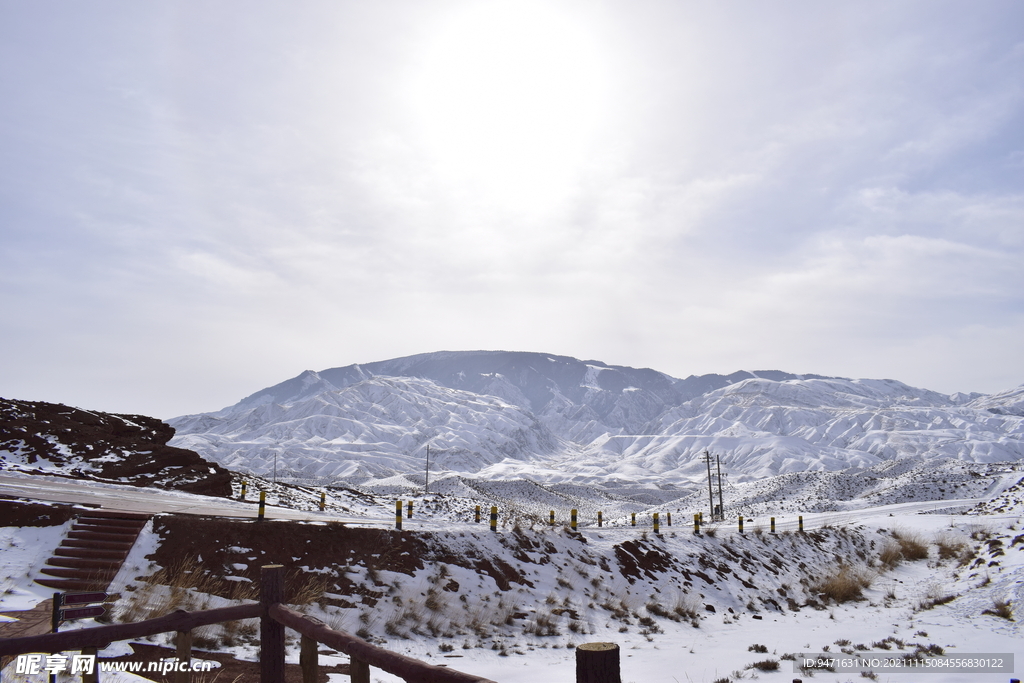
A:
36;510;151;592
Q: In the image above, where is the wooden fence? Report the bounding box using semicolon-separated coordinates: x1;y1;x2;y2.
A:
0;565;497;683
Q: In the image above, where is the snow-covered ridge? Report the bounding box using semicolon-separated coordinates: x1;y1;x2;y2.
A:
168;350;1024;489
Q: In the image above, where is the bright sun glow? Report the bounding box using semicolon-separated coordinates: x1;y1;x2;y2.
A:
408;1;610;213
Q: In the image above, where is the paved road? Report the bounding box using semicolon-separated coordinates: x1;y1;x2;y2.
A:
0;472;995;535
0;472;413;527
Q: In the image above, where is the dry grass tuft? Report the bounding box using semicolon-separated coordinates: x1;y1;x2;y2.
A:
982;599;1014;621
747;659;780;672
916;585;957;611
933;531;967;560
812;565;874;603
878;541;903;569
891;528;929;561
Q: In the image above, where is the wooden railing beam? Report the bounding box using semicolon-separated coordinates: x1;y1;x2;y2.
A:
269;604;497;683
0;603;261;657
1;564;499;683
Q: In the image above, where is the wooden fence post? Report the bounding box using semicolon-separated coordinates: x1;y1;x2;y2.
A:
260;565;285;683
576;642;621;683
300;634;318;683
350;656;370;683
175;630;192;683
81;646;98;683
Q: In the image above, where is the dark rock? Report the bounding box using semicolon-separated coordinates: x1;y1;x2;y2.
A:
0;397;232;497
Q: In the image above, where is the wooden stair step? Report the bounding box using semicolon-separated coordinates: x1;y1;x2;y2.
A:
46;556;123;571
54;547;129;561
40;566;118;581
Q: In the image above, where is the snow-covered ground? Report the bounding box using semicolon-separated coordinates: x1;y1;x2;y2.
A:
3;488;1021;683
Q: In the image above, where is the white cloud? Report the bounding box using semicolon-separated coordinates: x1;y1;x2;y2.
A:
2;0;1023;416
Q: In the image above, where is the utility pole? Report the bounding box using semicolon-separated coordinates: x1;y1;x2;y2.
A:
425;444;430;496
716;453;724;521
704;450;714;520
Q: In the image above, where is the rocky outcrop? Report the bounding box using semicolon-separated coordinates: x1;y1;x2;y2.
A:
0;397;232;497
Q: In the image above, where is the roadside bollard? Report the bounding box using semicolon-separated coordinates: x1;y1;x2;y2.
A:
631;512;636;527
799;515;804;532
407;500;413;519
550;510;555;526
598;511;603;527
489;506;498;532
653;512;660;534
240;481;248;501
319;491;325;511
770;516;775;533
571;509;578;532
694;513;700;534
395;501;402;530
258;491;266;521
475;505;480;523
738;515;744;534
667;512;672;527
577;642;620;683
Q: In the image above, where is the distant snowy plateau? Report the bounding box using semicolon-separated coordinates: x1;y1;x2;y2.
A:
168;351;1024;501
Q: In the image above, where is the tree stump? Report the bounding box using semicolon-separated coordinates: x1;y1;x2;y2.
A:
576;642;621;683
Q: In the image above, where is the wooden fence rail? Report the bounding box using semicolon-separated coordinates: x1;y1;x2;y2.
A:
0;565;498;683
0;604;261;657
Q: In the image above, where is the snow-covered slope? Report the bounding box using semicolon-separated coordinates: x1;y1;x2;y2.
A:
168;351;1024;490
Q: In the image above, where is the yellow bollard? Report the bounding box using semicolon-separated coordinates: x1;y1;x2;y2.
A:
694;513;700;534
598;511;603;528
395;501;403;530
571;509;577;532
489;506;498;532
475;505;480;523
631;512;636;527
667;512;672;527
319;491;325;511
550;510;555;526
407;500;413;519
770;516;775;533
258;491;266;521
653;512;660;534
240;481;248;501
738;514;744;534
799;515;804;532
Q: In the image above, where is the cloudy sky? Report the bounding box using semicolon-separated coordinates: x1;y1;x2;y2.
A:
2;1;1023;419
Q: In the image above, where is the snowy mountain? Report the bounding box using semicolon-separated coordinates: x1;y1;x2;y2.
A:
168;350;1024;490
